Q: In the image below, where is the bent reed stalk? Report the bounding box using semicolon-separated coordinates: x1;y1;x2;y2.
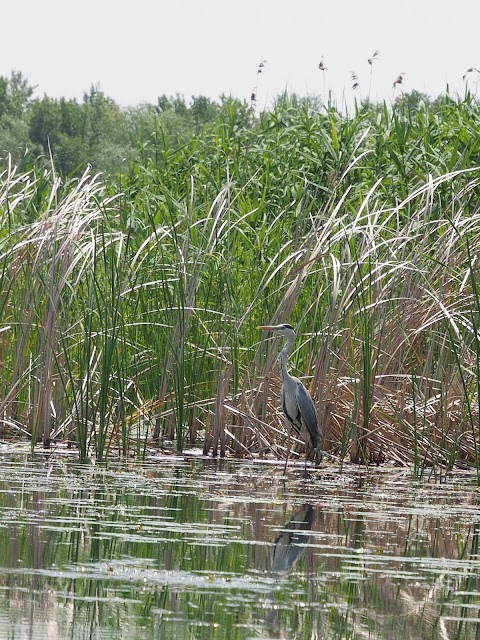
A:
1;94;480;474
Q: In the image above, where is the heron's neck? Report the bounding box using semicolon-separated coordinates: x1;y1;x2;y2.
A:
279;332;295;381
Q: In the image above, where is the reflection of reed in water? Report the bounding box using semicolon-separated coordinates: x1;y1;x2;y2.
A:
398;521;480;640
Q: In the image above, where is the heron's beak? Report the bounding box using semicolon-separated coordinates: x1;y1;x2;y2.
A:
258;325;276;331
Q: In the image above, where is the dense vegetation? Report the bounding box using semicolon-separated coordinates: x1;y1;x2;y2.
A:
1;69;480;475
0;71;252;176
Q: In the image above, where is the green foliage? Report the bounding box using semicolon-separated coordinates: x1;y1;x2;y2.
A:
0;73;255;176
0;71;36;161
0;71;34;118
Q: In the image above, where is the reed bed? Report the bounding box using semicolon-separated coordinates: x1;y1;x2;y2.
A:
1;94;480;474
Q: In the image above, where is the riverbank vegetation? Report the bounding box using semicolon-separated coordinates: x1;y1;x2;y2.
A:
1;70;480;474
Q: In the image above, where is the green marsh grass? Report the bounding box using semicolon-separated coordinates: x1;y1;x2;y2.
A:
1;95;480;474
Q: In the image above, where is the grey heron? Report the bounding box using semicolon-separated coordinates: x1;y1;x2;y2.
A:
259;323;320;469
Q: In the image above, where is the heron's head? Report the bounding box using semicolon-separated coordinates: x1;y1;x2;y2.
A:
258;323;295;339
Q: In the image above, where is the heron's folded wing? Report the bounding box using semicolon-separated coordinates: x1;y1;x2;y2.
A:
295;382;319;447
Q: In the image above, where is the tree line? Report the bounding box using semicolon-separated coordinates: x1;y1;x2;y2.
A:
0;71;460;181
0;71;252;176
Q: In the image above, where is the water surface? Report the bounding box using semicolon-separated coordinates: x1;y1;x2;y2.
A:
1;448;480;639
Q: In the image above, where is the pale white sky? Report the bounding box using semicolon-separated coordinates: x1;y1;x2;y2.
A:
2;0;479;108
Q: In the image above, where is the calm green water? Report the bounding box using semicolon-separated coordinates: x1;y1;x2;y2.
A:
1;450;480;639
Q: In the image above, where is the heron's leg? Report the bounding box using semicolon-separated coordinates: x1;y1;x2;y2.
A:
283;427;291;475
304;442;314;473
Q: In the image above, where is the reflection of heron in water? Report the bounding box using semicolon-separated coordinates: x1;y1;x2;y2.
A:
264;504;315;637
271;504;314;572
